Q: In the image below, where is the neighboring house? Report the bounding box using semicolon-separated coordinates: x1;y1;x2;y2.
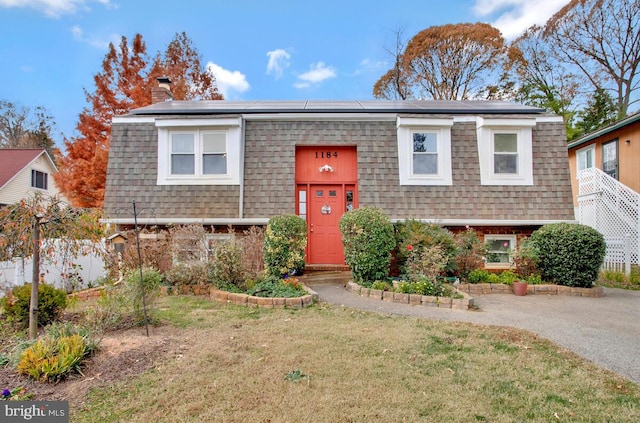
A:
104;82;575;270
568;112;640;269
568;111;640;206
0;149;63;207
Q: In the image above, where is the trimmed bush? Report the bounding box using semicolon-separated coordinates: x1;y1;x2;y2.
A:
529;223;605;287
1;283;68;328
264;214;307;277
339;207;395;284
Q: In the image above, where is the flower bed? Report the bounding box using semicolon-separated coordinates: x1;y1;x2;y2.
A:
209;285;317;309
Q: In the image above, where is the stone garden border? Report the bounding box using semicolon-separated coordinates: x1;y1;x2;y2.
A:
207;285;319;309
345;281;474;310
456;283;605;298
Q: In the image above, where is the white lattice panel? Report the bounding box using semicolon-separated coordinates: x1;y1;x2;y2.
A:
578;168;639;268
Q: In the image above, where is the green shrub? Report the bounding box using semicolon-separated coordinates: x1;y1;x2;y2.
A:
498;270;519;285
395;220;457;274
529;223;606;287
209;236;248;290
264;215;308;277
340;207;395;283
467;269;491;284
1;283;68;328
370;280;390;291
486;273;501;284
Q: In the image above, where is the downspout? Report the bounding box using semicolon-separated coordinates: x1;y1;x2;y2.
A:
238;117;245;219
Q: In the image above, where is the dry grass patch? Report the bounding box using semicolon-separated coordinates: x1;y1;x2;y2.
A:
74;296;640;422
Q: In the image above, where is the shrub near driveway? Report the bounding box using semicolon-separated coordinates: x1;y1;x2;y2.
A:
339;206;395;285
530;223;606;287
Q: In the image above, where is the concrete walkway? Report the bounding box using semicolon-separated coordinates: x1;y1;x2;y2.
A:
304;273;640;385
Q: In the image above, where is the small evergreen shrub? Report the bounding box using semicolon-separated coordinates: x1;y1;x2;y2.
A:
339;207;395;283
529;223;606;287
264;215;308;277
1;283;68;328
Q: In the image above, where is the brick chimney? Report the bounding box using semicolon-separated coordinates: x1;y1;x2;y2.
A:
151;77;173;103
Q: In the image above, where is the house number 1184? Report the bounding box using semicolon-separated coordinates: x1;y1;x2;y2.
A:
315;151;338;158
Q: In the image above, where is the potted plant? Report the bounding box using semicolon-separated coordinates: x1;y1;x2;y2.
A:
510;238;539;296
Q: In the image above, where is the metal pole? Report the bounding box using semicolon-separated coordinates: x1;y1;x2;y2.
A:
133;201;149;337
29;216;40;339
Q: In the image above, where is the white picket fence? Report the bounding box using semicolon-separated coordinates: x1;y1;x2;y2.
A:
578;167;639;273
0;239;107;295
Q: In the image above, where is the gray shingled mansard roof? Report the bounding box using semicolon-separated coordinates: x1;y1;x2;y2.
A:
126;99;545;117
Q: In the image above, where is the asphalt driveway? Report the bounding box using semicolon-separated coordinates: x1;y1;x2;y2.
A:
307;279;640;385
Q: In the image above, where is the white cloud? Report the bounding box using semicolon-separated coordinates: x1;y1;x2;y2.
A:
472;0;567;39
266;49;291;79
70;25;119;49
294;62;336;89
207;62;250;99
0;0;114;18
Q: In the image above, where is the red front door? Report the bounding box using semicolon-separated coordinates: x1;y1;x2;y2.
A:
295;146;357;265
308;185;344;264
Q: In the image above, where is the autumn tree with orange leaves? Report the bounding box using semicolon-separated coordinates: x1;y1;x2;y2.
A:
374;23;507;101
54;32;222;208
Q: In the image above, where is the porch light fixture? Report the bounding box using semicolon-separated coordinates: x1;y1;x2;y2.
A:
319;164;334;172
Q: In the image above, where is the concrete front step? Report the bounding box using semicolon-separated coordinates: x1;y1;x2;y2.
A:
299;271;351;285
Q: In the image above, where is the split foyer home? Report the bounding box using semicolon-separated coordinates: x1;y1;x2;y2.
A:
103;80;575;270
0;149;62;207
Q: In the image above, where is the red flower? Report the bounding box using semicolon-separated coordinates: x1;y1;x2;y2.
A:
407;245;413;251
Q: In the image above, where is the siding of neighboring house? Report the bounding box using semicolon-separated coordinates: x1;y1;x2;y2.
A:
0;152;62;205
104;117;574;223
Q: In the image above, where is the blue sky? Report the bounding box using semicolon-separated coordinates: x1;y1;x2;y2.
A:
0;0;568;147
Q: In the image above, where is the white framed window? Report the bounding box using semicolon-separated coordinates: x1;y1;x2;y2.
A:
31;170;48;190
476;118;535;185
576;144;595;177
484;234;516;269
157;118;242;185
397;117;453;185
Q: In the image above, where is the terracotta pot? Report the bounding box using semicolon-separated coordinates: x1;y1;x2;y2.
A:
513;281;528;296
